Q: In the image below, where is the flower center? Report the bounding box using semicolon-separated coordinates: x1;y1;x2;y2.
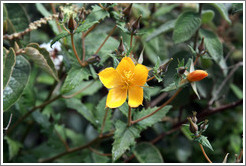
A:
122;70;134;88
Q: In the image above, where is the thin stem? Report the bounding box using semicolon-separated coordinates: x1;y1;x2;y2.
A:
39;132;114;163
199;143;212;163
89;147;112;156
55;129;70;151
99;108;109;137
50;3;62;33
193;3;203;50
95;25;117;55
83;23;99;38
62;24;71;34
98;3;107;10
193;54;200;66
5;95;62;135
147;76;155;82
3;113;13;130
128;106;132;127
71;34;86;67
129;33;134;58
131;88;182;125
62;80;96;99
82;32;86;62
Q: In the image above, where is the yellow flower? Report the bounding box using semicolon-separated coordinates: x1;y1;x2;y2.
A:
187;70;208;82
98;57;149;108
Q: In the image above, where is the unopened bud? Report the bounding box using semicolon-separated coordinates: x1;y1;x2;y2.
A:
68;15;77;32
78;8;85;21
58;10;64;21
131;15;142;34
187;117;198;134
200;119;209;131
198;37;205;54
118;37;125;54
87;54;101;64
177;67;187;75
123;4;133;18
14;42;20;52
159;58;173;73
187;70;208;82
191;111;197;123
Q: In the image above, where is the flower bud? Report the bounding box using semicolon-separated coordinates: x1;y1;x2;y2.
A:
198;37;205;54
191;111;197;123
200;119;209;131
87;54;101;64
177;67;187;75
187;117;198;134
187;70;208;82
131;15;142;34
68;15;77;32
159;58;173;73
123;4;132;18
14;42;20;52
58;10;64;21
78;8;85;21
118;37;125;54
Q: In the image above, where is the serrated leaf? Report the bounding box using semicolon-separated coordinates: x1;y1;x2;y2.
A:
3;48;16;89
133;105;172;129
65;98;96;125
133;142;163;163
194;135;214;151
86;5;110;22
118;102;128;117
61;67;91;94
201;10;215;24
50;31;70;48
3;55;30;111
173;11;201;44
94;96;112;133
199;28;223;63
4;136;23;160
112;120;141;161
24;43;59;81
209;3;231;25
146;19;175;42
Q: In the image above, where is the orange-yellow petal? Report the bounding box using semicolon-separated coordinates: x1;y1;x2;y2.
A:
106;87;127;108
116;57;135;77
98;67;123;89
128;86;143;108
187;70;208;82
132;64;149;86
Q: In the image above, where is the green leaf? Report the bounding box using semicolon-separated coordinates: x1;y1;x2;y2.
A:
86;5;110;22
194;135;214;151
61;67;91;94
50;32;70;48
201;10;215;24
199;28;223;63
24;43;59;81
118;102;129;117
112;120;141;161
173;11;201;44
35;3;59;34
32;111;51;129
4;136;23;160
3;48;16;89
3;55;31;111
133;142;163;163
133;105;172;130
230;83;243;99
146;19;175;42
65;98;96;125
232;3;243;13
154;4;179;17
181;124;193;141
209;3;231;25
94;96;112;133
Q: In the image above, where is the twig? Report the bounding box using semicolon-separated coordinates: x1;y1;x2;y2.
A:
82;32;86;62
131;88;182;125
3;114;13;131
39;132;114;163
150;92;168;108
71;33;87;67
89;147;112;156
199;143;212;163
5;95;62;135
95;25;117;55
99;108;109;137
147;76;155;82
83;23;99;38
128;106;132;127
62;80;96;99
